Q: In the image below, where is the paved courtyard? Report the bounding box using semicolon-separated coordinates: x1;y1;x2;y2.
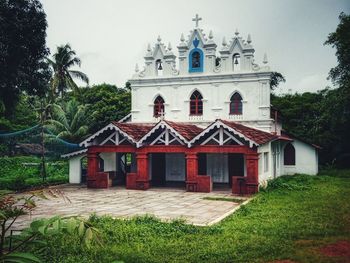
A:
12;185;249;230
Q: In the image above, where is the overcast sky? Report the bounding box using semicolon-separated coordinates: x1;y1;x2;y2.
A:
41;0;349;94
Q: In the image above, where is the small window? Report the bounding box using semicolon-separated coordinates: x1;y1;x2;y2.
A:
264;152;269;172
284;143;295;165
230;92;243;115
153;96;164;117
190;90;203;115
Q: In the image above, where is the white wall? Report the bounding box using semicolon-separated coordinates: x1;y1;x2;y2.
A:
100;152;117;172
257;142;274;182
69;155;85;184
130;74;273;132
282;139;318;175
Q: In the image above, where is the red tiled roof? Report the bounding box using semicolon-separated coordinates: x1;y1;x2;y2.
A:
281;131;321;149
219;119;278;145
164;120;204;141
112;122;154;141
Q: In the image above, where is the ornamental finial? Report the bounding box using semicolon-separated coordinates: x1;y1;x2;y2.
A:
147;43;151;52
247;34;252;44
222;37;227;46
135;63;139;72
167;42;172;51
235;28;239;36
263;53;268;64
209;30;213;39
157;35;162;43
180;33;185;42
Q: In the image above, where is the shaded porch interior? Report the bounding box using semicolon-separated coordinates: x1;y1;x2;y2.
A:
92;152;245;191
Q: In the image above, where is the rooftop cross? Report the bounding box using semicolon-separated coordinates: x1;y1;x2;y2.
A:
192;14;202;28
159;109;165;120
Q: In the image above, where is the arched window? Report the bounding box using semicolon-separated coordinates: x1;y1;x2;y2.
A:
233;53;241;71
189;48;204;73
230;92;243;115
284;143;295;165
190;91;203;115
153;96;164;117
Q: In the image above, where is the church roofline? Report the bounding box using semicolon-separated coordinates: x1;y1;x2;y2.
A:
129;71;272;86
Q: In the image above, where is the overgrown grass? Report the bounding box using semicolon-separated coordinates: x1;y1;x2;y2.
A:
0;156;68;191
29;170;350;263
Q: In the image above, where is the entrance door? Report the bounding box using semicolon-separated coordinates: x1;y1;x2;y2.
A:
151;153;166;186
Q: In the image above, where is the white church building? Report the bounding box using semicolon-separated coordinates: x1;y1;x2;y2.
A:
65;15;319;194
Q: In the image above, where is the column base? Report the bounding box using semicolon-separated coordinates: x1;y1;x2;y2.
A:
126;173;149;190
232;176;247;195
246;182;259;194
186;175;212;193
87;172;109;188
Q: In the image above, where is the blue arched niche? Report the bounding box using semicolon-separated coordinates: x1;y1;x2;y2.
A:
189;48;204;73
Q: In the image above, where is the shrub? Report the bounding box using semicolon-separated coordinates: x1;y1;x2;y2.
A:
0;156;68;190
262;174;314;192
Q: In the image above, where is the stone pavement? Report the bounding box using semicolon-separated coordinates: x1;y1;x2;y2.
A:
12;185;249;230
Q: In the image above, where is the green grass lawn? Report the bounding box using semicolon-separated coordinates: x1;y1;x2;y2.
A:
38;170;350;262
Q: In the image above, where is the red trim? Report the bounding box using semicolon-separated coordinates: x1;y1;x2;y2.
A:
88;145;257;154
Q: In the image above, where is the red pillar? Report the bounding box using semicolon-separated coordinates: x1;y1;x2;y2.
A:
87;150;110;188
87;152;99;178
186;153;198;191
186;152;211;192
245;153;259;194
135;152;150;190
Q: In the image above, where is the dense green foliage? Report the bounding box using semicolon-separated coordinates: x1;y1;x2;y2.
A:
75;83;131;133
24;171;350;263
0;156;68;190
45;100;89;143
0;0;51;115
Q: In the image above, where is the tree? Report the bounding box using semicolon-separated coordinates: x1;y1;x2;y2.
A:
76;83;131;133
45;99;89;143
0;0;51;116
270;72;286;90
324;12;350;88
323;12;350;167
47;44;89;98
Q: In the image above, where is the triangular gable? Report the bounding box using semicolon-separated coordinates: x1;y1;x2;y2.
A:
187;28;206;49
137;120;191;147
189;120;273;148
79;122;153;147
228;37;245;54
152;42;167;59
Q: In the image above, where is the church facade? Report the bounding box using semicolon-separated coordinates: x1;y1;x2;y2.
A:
65;15;319;194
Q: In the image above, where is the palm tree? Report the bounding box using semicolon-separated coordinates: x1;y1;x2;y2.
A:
45;99;89;143
47;44;89;98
